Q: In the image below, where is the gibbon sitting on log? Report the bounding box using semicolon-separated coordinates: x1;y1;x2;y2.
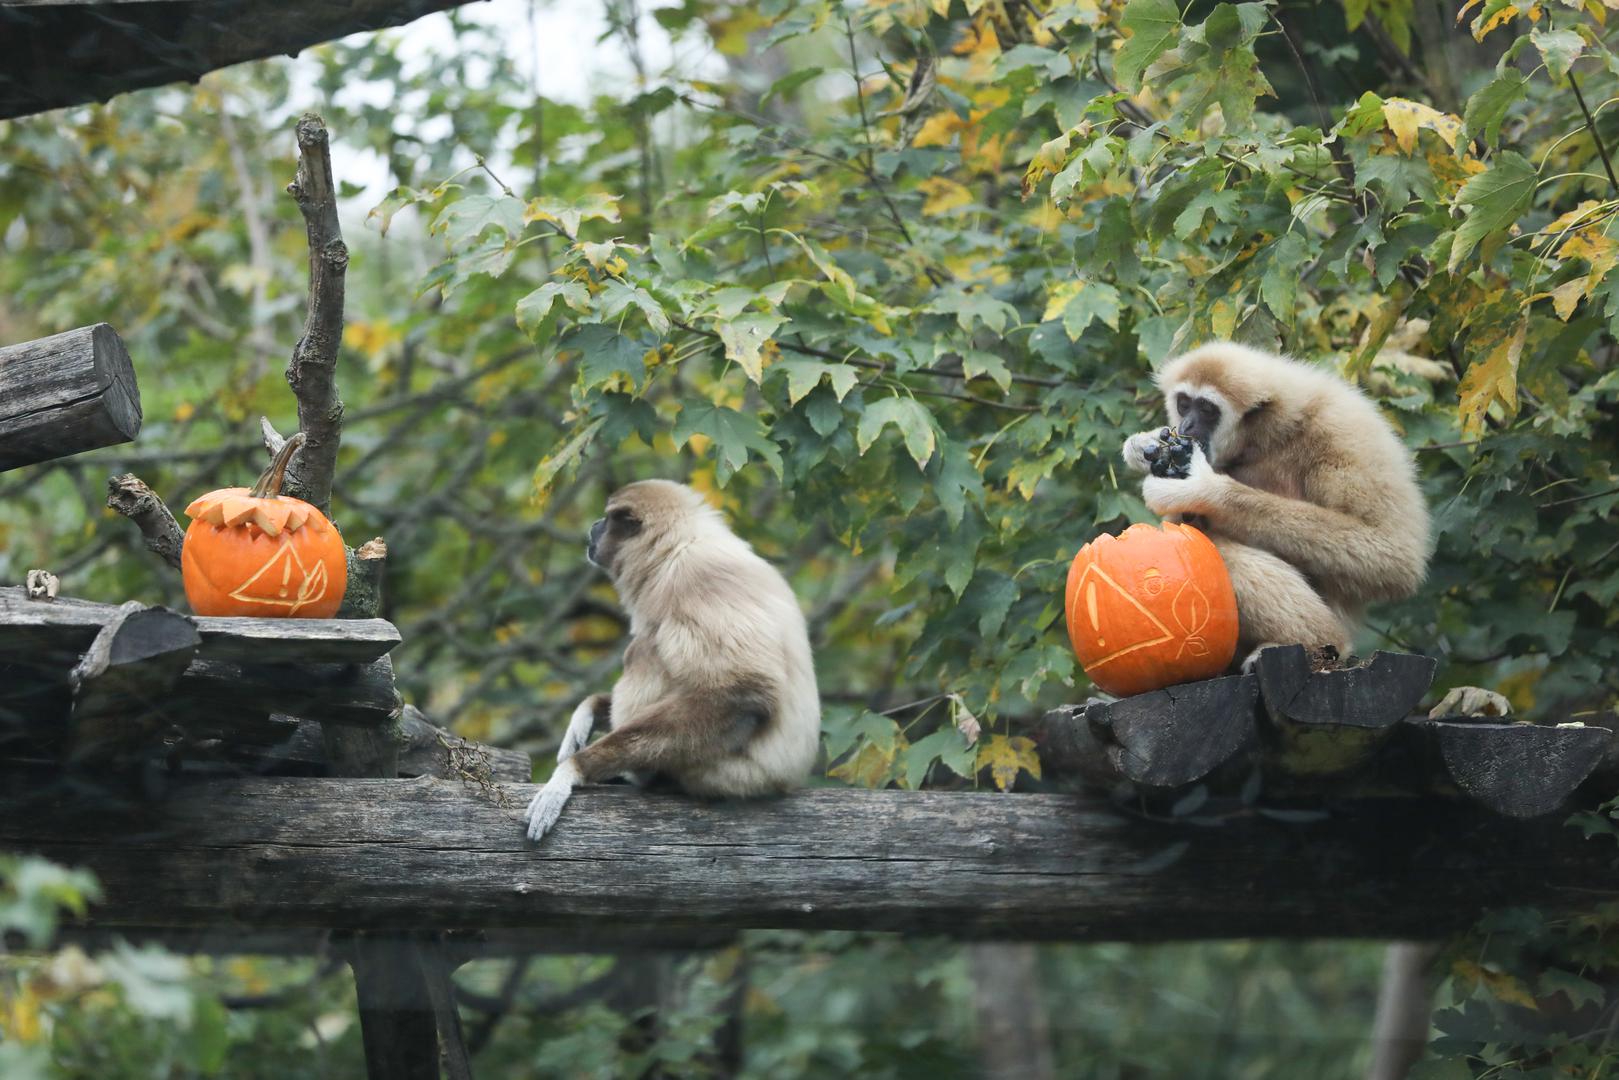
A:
524;480;821;842
1122;342;1431;669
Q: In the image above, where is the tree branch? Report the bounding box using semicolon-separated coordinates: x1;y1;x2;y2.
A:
105;474;185;570
1570;70;1619;197
282;113;348;517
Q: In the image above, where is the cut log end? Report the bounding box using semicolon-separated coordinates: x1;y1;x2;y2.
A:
0;324;141;472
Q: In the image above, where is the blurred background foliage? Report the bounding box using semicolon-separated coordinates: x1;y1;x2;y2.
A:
2;0;1618;1074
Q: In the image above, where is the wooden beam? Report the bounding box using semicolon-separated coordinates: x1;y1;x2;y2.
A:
0;588;400;664
6;779;1618;943
0;1;479;120
0;324;140;471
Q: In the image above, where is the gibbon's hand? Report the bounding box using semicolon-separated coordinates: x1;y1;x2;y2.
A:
1142;443;1225;517
1121;429;1166;475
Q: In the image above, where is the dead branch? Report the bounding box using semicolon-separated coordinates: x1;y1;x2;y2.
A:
106;473;185;570
281;113;348;517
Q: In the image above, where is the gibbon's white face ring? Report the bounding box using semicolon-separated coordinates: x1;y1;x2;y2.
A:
1167;382;1239;468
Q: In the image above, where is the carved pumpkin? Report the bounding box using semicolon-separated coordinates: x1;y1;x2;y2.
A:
181;432;347;618
1065;522;1239;698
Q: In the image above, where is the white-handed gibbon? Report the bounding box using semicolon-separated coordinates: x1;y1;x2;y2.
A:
1121;342;1430;666
523;480;822;842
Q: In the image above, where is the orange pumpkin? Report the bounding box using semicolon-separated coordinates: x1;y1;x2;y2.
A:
1064;522;1239;698
180;432;347;618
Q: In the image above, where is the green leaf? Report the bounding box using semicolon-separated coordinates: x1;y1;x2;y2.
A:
1449;150;1537;270
673;401;784;482
1539;968;1605;1009
857;396;937;469
761;67;824;107
1058;281;1123;340
1115;0;1181;90
367;185;428;237
929;288;1020;335
599;279;670;335
523;192;620;239
898;727;978;790
960;348;1012;392
431;193;525;248
1531;27;1583;80
569;325;647;389
777;359;859;404
532;416;605;510
1464;69;1528;146
515;281;590;346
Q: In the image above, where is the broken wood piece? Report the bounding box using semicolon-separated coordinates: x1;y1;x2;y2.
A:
106;474;186;570
1255;646;1436;776
69;602;200;759
1079;673;1259;789
0;587;400;664
0;324;141;471
1422;717;1612;819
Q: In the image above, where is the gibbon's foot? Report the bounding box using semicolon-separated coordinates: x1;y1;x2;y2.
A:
557;697;596;764
523;759;581;842
1141;444;1223;518
1240;643;1284;675
1429;685;1512;719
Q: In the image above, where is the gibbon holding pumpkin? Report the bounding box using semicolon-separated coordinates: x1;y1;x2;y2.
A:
1121;342;1430;668
523;480;821;843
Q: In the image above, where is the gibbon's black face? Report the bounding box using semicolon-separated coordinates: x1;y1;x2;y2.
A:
1174;390;1222;452
586;505;643;570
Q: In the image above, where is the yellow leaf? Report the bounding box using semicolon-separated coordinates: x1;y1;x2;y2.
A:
2;985;43;1043
1022;131;1072;198
912;111;967;148
1382;98;1461;154
1042;280;1083;322
1454;960;1539;1009
1551;278;1586;320
829;737;901;788
1457;319;1526;436
1540;200;1604;241
976;734;1041;791
1210;298;1238;339
172;401;196;423
918;176;975;216
1474;4;1520;39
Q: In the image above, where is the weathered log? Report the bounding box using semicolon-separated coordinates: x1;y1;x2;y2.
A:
1420;718;1613;819
1256;647;1436;776
0;587;400;664
69;602;200;759
7;779;1615;942
1071;674;1259;789
105;474;186;570
0;1;479;120
177;656;400;728
0;324;140;471
223;706;531;783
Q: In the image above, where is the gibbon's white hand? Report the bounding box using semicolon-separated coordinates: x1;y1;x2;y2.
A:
1121;430;1161;475
1141;443;1224;517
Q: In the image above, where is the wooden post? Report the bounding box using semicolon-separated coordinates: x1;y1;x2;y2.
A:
0;324;140;471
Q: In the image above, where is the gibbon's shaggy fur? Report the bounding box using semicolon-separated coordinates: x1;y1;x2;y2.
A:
523;480;821;842
1122;342;1430;665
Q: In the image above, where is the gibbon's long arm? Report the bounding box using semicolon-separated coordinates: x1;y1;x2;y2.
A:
1143;455;1424;605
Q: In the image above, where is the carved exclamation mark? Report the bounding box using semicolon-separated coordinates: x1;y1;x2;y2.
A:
1087;580;1104;648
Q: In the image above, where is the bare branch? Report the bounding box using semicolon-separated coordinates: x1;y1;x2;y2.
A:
282;113;348;517
106;473;185;570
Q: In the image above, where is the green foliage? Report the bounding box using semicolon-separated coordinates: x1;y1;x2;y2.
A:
1;0;1618;1073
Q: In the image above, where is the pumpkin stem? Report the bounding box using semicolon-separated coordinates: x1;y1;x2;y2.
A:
250;431;307;499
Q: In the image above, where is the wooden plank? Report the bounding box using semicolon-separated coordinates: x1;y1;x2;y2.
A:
1424;718;1613;819
1256;647;1437;777
5;779;1618;942
1056;674;1260;789
0;1;478;120
0;324;140;471
69;602;200;758
0;588;400;664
